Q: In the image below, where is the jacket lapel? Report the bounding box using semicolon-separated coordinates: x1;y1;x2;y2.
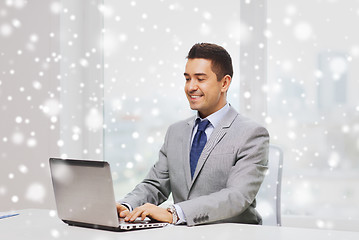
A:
183;117;196;190
189;107;238;189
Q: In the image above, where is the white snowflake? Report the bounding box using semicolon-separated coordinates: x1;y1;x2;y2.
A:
11;132;24;145
293;22;313;41
18;164;28;173
26;183;46;203
132;131;139;139
11;195;19;203
41;99;62;117
85;108;103;131
50;229;60;238
50;2;62;14
11;19;21;28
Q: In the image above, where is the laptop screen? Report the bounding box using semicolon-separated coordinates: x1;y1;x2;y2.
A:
49;158;120;227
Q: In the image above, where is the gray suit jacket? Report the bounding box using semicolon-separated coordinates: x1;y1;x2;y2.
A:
120;106;269;226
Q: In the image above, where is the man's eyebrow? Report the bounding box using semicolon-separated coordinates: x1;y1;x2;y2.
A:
183;73;208;77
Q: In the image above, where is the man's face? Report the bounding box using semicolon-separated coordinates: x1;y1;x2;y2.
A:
184;58;230;118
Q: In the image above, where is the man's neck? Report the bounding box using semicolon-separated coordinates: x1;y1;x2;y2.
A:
198;102;228;119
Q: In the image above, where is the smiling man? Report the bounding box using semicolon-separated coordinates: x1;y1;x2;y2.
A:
117;43;269;226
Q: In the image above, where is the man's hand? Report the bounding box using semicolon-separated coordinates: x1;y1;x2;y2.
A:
124;203;173;223
116;203;130;218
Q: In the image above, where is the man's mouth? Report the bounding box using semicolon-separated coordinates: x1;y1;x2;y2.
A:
188;92;204;99
190;95;202;99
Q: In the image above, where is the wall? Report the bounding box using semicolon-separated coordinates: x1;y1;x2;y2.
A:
0;0;60;211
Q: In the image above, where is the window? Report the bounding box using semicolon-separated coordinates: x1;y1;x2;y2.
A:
102;0;241;199
265;0;359;225
59;0;359;229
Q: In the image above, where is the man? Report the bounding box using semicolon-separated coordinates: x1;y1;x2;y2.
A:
117;43;269;226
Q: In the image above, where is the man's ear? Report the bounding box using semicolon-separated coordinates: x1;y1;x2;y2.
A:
221;75;232;93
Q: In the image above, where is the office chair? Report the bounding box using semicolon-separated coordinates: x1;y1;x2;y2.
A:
256;145;283;226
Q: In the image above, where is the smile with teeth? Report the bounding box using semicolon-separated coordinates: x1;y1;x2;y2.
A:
189;93;203;99
190;95;202;99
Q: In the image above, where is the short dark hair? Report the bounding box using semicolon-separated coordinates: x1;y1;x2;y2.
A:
186;43;233;81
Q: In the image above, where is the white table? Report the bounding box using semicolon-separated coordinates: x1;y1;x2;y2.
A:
1;209;359;240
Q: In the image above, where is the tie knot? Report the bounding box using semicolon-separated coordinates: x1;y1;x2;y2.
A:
196;119;210;132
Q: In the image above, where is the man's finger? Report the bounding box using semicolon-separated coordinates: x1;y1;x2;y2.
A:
116;204;130;218
141;210;149;220
116;204;125;211
125;207;140;221
129;209;142;222
119;209;129;218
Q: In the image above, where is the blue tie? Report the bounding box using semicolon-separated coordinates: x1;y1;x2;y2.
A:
190;119;210;178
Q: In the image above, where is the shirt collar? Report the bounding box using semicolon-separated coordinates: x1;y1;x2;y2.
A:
196;103;230;128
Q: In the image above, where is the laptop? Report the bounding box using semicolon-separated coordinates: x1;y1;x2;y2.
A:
49;158;169;231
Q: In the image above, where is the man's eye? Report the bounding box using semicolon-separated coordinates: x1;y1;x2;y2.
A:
185;78;190;81
198;79;204;81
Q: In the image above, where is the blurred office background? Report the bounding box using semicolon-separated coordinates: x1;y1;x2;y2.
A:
1;0;358;231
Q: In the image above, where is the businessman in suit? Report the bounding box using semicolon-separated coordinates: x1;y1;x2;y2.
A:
116;43;269;226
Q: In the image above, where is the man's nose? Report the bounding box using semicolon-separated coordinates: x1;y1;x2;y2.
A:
188;79;198;91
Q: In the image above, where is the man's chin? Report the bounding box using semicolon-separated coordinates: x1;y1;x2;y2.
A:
189;103;200;111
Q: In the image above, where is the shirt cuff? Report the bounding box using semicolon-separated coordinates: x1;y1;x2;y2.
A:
120;202;133;212
173;204;186;224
